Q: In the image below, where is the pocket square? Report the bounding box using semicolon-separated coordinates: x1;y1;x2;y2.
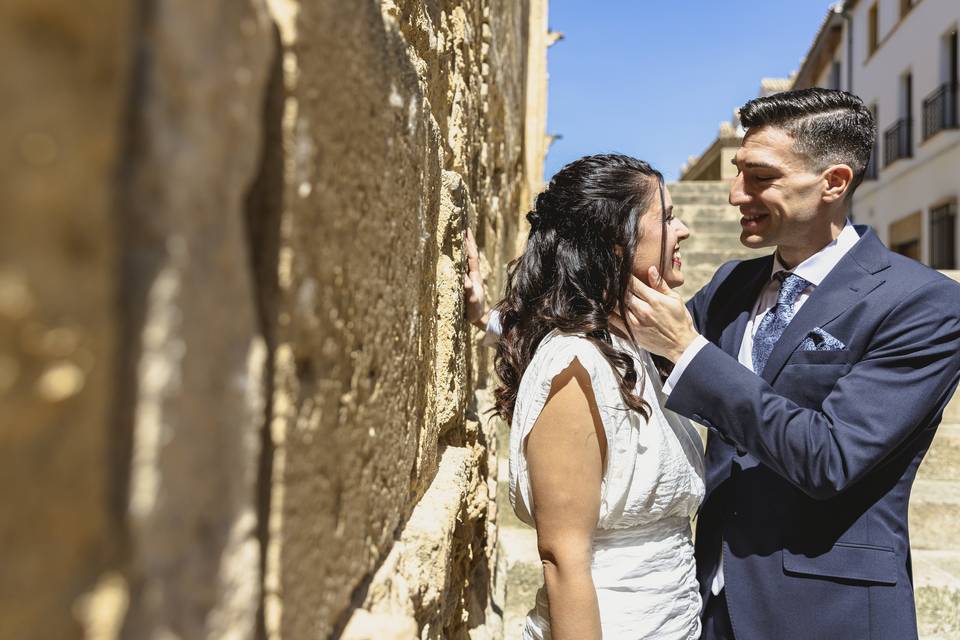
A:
800;327;846;351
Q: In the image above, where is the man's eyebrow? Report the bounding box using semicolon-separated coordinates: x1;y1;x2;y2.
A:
730;157;779;171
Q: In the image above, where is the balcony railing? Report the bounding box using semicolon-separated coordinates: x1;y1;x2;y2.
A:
884;118;912;166
922;83;959;141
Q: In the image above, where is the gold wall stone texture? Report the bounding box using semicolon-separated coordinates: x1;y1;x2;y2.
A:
265;1;547;637
1;0;546;638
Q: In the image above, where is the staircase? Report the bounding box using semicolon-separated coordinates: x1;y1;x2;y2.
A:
496;422;542;639
495;187;960;638
913;271;960;639
667;181;766;301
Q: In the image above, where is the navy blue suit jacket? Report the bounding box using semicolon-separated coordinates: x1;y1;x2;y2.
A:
667;226;960;639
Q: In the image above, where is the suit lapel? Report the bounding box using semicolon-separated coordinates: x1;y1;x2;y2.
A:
760;227;890;384
717;257;773;356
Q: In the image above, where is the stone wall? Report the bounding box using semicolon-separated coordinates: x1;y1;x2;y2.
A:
0;1;132;638
0;0;547;638
267;1;547;637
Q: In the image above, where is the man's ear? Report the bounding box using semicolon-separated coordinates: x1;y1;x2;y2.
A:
822;164;854;203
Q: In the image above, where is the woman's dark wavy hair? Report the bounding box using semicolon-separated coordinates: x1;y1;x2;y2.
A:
493;153;668;423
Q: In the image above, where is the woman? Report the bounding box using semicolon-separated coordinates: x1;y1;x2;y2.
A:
471;154;704;639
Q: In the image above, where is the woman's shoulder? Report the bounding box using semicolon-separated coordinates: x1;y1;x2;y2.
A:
524;331;617;395
531;331;605;367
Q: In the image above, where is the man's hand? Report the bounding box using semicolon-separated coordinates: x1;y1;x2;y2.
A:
464;227;489;330
611;266;699;362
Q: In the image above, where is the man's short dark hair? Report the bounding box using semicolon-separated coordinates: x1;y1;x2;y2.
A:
738;88;876;199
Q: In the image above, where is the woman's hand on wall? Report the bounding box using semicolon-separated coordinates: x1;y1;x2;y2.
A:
464;227;489;330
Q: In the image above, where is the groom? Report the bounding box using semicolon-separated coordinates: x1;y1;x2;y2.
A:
622;88;960;639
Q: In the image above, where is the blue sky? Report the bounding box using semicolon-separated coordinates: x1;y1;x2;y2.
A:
545;1;834;181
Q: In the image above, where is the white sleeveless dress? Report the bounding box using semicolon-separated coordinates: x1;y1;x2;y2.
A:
509;330;705;639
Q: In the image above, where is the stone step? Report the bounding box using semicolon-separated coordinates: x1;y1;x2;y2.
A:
681;229;744;241
500;525;540;640
918;423;960;482
945;393;960;424
680;250;758;267
910;479;960;550
668;180;731;194
683;218;744;234
914;549;960;638
681;235;756;254
674;204;736;220
671;192;731;206
676;265;724;287
496;449;542;640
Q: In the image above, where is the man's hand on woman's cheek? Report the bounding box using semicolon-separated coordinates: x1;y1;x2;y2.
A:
620;266;699;363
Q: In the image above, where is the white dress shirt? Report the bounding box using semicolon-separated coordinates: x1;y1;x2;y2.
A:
663;220;861;595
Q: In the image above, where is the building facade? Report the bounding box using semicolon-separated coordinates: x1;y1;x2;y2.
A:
793;0;959;268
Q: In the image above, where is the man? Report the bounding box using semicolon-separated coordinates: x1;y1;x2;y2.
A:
619;88;960;639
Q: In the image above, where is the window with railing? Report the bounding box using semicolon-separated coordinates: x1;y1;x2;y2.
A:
886;73;913;166
930;201;957;270
922;83;959;140
926;29;960;141
884;119;912;166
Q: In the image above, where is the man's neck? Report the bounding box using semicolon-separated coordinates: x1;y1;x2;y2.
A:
777;218;848;270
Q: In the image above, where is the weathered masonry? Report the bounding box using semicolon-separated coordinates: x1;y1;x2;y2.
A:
0;1;549;638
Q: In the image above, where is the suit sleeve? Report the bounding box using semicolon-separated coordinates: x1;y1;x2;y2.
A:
666;278;960;500
685;273;714;334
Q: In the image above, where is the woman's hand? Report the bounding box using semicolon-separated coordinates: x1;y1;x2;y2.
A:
464;227;489;330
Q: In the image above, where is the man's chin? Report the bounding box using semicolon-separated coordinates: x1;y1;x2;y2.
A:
740;231;773;249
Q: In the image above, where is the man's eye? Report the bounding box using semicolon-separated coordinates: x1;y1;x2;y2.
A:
754;175;775;182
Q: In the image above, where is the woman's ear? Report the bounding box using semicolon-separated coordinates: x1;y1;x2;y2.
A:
613;244;624;258
822;164;854;203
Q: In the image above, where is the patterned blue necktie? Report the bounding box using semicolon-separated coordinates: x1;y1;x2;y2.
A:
752;272;812;374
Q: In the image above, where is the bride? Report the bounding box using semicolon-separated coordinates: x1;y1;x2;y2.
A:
466;154;705;639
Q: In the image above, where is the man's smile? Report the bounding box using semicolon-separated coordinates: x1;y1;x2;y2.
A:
740;209;770;230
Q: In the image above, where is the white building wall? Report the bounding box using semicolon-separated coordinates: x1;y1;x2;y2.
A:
840;0;960;265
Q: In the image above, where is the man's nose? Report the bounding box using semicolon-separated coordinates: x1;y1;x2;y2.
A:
729;173;750;206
